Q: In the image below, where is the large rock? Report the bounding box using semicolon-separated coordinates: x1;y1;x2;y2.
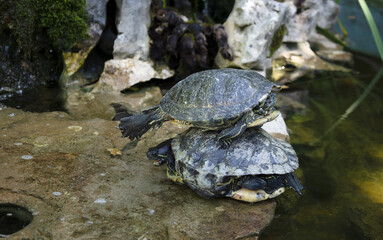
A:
215;0;295;70
91;59;173;92
113;0;151;60
303;0;340;30
0;107;276;239
61;0;107;86
283;9;318;42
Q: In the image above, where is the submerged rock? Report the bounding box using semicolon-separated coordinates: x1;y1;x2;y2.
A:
271;42;349;84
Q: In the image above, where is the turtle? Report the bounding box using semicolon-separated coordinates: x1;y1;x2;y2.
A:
117;68;281;147
146;127;304;203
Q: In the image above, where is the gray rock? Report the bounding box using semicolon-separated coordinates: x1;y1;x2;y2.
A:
113;0;151;60
309;32;343;51
303;0;340;29
215;0;295;70
284;9;318;42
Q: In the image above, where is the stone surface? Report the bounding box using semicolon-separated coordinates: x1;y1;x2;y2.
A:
215;0;295;70
0;107;276;239
303;0;340;30
283;9;318;42
65;87;163;120
91;59;174;92
261;113;290;142
113;0;151;60
309;32;343;51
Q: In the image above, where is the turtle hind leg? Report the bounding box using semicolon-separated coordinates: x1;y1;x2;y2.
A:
217;111;254;148
285;172;304;195
118;106;167;140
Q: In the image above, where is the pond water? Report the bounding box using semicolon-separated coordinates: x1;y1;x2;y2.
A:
261;54;383;240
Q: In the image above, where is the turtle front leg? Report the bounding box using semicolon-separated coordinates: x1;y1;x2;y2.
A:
217;111;254;148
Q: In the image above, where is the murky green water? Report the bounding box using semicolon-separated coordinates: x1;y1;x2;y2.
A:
262;55;383;240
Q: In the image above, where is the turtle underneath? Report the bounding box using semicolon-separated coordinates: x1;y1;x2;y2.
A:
147;127;304;203
117;68;281;147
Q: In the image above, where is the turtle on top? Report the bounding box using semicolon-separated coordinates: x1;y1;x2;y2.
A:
147;127;303;203
117;68;281;148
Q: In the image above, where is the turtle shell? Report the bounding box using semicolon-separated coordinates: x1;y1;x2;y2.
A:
171;127;299;179
160;68;276;123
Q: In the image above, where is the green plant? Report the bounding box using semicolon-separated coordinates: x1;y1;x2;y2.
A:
323;0;383;137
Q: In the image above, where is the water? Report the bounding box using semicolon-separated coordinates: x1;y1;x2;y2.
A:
261;55;383;240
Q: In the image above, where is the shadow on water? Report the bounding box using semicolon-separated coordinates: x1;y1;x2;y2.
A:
261;55;383;240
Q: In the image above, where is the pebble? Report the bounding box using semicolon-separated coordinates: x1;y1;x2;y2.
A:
94;198;107;204
21;155;33;160
14;143;23;146
68;126;83;132
53;192;62;196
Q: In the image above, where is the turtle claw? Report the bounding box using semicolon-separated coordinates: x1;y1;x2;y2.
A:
219;139;232;148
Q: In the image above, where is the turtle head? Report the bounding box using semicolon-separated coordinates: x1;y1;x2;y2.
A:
146;139;173;166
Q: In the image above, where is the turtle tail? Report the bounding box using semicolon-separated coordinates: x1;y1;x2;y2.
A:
285;172;304;196
118;106;167;140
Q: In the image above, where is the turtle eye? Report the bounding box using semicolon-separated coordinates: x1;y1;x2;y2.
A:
146;149;159;159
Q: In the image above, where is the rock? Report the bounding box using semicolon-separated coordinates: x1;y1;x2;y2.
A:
65;86;163;120
113;0;151;60
283;9;318;42
0;107;276;239
309;32;343;51
262;113;290;142
91;59;174;92
316;49;353;64
61;0;107;86
303;0;340;30
271;42;349;84
215;0;295;70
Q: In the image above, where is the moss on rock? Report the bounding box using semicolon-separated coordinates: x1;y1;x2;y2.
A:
1;0;88;55
269;24;287;57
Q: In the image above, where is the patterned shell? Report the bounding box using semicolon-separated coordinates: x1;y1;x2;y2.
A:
171;128;299;177
160;68;275;122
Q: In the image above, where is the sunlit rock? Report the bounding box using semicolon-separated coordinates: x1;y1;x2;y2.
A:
91;59;173;92
215;0;295;70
